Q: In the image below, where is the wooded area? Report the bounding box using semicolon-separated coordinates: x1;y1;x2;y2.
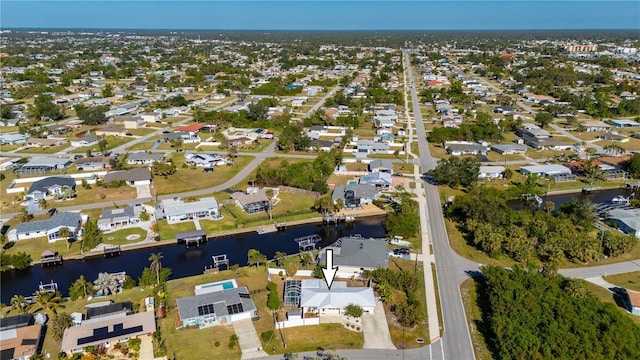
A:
476;266;640;360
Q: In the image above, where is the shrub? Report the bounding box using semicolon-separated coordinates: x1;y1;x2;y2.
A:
214;341;220;347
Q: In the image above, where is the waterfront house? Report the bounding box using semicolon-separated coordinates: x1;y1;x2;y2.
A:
10;212;83;242
230;189;272;214
319;237;389;273
0;317;43;360
97;205;143;231
176;286;257;329
160;197;220;223
519;164;572;177
607;208;640;237
359;171;392;189
331;184;379;208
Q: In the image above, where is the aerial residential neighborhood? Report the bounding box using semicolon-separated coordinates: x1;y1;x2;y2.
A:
1;2;640;360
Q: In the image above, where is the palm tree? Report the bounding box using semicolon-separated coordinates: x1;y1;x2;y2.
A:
18;207;31;223
10;295;29;314
148;252;163;286
93;272;119;296
38;198;48;209
58;227;71;250
30;291;64;316
580;159;605;184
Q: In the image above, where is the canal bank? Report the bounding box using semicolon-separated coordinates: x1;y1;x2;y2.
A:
29;205;388;266
1;213;387;303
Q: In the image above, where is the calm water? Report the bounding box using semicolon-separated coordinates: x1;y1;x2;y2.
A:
0;216;386;303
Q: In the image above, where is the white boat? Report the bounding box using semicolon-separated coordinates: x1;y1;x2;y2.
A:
534;196;543;205
389;238;412;247
611;195;630;205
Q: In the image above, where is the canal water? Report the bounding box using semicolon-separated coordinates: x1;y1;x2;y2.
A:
0;216;387;303
507;187;638;210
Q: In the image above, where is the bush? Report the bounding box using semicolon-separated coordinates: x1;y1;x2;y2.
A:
214;341;220;347
128;338;141;352
122;275;136;289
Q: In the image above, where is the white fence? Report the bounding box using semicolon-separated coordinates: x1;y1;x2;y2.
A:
275;317;320;329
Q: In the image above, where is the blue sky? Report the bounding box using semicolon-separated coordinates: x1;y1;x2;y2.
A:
2;1;639;30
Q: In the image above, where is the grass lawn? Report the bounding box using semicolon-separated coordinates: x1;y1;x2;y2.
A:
352;122;375;137
0;143;23;151
278;324;364;353
159;310;241;360
230;158;311;191
327;174;353;187
52;185;137;208
427;144;448;159
126;142;154;151
2;235;82;263
153;155;254;195
460;278;493;360
387;258;430;348
20;144;70;154
526;149;561;159
238;139;274;153
484;151;525;162
103;227;147;246
605;271;640;291
156;142;200;151
157;220;196;240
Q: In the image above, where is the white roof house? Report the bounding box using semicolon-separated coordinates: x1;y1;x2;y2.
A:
479;166;505;179
520;164;572;177
161;197;220;223
299;280;376;316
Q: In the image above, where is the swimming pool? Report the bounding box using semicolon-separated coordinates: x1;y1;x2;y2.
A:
194;279;238;295
347;180;358;185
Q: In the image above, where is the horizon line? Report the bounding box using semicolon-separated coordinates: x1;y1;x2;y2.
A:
4;27;639;32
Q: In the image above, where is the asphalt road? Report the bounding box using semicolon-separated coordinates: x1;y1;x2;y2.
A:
405;51;479;360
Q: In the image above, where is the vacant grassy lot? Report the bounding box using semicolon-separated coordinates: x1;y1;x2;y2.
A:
153;155;254;195
20;144;70;154
126;141;155;151
605;271;640;291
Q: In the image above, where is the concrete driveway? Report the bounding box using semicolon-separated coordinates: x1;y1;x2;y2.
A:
231;318;268;360
362;299;396;349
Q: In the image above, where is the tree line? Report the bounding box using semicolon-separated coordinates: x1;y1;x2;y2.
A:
446;187;637;265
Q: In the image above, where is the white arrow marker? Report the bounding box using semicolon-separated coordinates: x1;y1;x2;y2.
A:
322;249;338;290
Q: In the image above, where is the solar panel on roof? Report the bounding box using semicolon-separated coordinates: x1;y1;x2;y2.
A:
197;304;215;316
226;303;244;315
21;338;38;346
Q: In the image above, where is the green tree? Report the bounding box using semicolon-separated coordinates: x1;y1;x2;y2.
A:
101;83;114;98
30;290;64;316
10;295;30;314
148;252;164;286
1;104;14;119
32;94;63;121
50;312;73;341
534;112;554;128
81;219;102;253
430;156;480;188
274;251;287;268
69;275;93;301
97;138;108;155
267;282;280;310
58;226;72;250
78;106;107;125
626;153;640;178
248;249;267;268
344;304;364;318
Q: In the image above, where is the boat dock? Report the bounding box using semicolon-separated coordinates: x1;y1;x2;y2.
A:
40;250;63;266
294;234;321;250
103;245;121;257
38;281;58;293
582;185;598;193
626;182;640;190
257;224;277;234
323;213;355;224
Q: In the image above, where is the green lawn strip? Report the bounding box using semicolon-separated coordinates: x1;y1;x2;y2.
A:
602;271;640;291
20;144;70;154
460;278;493;360
387;258;430;348
71;136;133;153
157;220;196;240
102;227;147;246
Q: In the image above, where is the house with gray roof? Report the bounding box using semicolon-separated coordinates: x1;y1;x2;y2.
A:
332;184;380;208
10;212;83;242
15;157;71;175
359;171;392;189
356;140;389;154
320;237;389;272
0;133;27;145
490;144;528;155
368;159;393;172
176;286;256;329
126;152;164;165
231;189;272;214
97;205;143;231
75;156;112;171
26;176;76;200
446;143;488;156
70;134;100;147
608;208;640;237
103;168;151;186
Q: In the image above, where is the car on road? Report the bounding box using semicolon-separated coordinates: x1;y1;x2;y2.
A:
393;172;403;177
125;132;133;136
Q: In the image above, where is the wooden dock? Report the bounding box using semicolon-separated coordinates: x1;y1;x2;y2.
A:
626;182;640;190
257;224;277;234
103;246;121;257
323;213;355;224
40;254;63;266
